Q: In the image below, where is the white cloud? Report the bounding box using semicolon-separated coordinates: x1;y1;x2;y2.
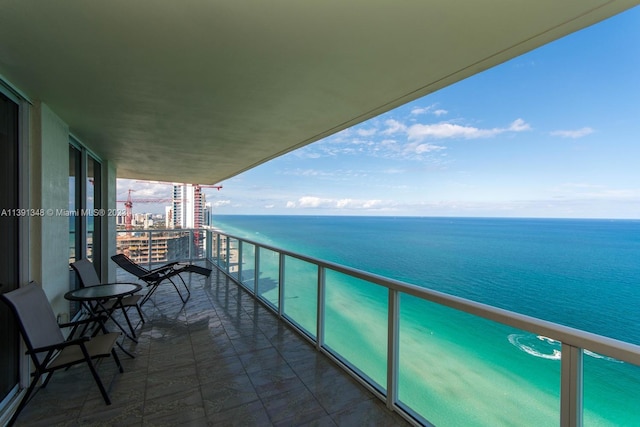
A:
410;104;447;116
550;127;594;138
288;196;389;210
409;142;446;155
383;168;406;174
298;196;327;208
296;115;529;163
382;119;407;135
407;118;531;141
509;118;531;132
213;200;230;207
411;107;431;115
336;199;352;208
357;128;377;137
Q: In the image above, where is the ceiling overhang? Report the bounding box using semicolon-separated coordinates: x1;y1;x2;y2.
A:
0;1;637;184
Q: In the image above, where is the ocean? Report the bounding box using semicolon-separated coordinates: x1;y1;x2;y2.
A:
212;215;640;426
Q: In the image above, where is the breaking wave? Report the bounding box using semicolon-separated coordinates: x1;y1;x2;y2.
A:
508;334;623;363
508;334;562;360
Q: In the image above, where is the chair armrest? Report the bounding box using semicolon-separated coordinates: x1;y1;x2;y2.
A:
140;264;180;279
148;262;179;274
58;315;107;329
29;336;90;354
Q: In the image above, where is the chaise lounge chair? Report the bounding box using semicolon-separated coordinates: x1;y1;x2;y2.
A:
110;254;211;306
1;282;123;426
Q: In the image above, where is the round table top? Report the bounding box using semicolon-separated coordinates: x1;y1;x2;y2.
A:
65;283;142;301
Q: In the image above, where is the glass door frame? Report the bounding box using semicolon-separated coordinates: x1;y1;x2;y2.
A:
68;137;103;298
0;80;30;421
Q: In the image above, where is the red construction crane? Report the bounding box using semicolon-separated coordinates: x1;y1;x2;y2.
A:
116;189;173;230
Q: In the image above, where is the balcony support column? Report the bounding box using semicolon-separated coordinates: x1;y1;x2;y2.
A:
560;343;583;427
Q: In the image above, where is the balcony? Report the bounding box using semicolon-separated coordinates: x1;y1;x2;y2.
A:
11;228;640;426
12;261;410;426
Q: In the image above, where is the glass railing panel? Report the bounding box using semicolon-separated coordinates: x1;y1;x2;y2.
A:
240;242;256;292
191;229;207;260
282;255;317;338
210;232;218;261
217;234;228;270
227;237;240;280
583;349;640;425
398;293;560;426
324;270;387;390
257;247;280;309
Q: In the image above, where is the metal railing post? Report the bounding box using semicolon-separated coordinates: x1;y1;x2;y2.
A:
560;344;583;427
254;245;260;295
215;233;221;266
238;240;243;281
225;236;230;273
147;230;152;269
387;288;399;410
278;253;285;317
205;230;212;261
316;266;325;350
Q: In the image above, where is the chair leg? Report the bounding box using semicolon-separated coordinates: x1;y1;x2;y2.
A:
140;284;159;306
7;373;41;427
176;274;191;302
41;371;54;388
80;346;111;405
116;305;137;338
135;303;145;323
111;348;124;373
167;275;190;303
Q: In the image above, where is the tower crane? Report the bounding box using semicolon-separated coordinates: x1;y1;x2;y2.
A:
116;189;173;230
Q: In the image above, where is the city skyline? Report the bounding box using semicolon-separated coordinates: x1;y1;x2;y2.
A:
119;7;640;219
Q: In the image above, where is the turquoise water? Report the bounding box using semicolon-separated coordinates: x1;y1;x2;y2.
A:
212;215;640;425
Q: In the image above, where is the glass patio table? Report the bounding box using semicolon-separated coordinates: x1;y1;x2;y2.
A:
65;283;142;345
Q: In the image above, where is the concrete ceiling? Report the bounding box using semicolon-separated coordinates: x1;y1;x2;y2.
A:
0;1;637;184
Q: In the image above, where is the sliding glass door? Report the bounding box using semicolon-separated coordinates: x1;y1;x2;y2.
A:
0;92;19;407
69;141;102;312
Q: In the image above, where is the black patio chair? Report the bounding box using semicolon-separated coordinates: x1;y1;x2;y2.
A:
0;282;122;426
110;254;211;306
71;258;145;337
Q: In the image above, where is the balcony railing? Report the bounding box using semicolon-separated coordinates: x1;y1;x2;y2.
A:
208;229;640;427
115;228;210;269
115;228;640;426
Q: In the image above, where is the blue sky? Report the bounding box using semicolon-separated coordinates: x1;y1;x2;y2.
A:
119;7;640;219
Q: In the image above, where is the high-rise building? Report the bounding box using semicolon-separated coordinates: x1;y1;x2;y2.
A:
170;184;206;229
203;202;213;227
165;206;173;229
